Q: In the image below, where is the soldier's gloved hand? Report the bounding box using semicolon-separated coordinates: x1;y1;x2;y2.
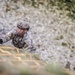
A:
0;39;3;44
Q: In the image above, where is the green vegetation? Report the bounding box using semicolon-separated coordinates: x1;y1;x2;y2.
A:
0;62;72;75
46;63;69;75
32;54;40;60
62;42;67;46
10;0;75;19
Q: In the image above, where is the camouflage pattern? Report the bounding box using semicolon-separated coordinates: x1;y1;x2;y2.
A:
17;21;30;30
1;28;36;51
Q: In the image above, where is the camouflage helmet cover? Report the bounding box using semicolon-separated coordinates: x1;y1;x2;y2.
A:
17;21;30;30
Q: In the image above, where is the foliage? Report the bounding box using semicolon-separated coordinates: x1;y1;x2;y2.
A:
10;0;75;19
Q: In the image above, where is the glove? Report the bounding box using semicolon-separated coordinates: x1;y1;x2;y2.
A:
0;39;3;44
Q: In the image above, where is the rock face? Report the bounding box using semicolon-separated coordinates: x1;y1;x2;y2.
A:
0;0;75;71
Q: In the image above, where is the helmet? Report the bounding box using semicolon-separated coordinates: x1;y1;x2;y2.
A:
17;21;30;30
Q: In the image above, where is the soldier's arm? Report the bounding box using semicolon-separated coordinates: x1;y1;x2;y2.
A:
0;29;15;43
24;32;36;51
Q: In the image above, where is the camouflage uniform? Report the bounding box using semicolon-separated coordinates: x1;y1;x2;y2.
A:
0;21;36;51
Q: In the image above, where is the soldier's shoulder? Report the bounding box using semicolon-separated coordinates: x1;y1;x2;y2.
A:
27;31;34;40
27;31;31;35
23;31;32;39
6;28;17;35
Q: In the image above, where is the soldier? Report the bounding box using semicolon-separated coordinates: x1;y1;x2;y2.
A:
0;21;36;52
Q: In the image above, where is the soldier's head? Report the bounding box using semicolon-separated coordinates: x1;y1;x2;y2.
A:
17;21;30;35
